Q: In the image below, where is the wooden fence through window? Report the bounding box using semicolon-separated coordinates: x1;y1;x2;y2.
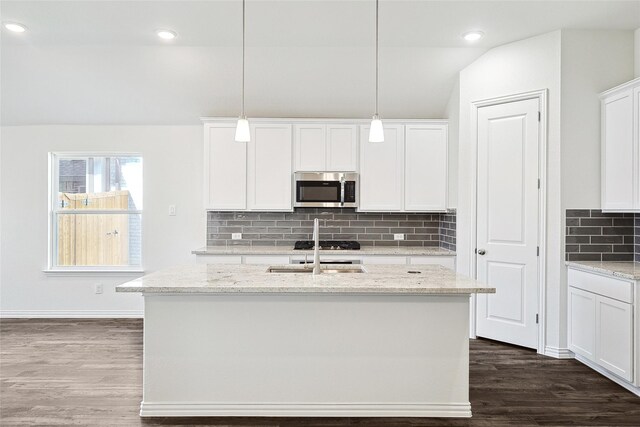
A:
57;190;130;266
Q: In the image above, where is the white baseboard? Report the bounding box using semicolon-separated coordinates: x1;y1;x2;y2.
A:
139;402;473;418
0;310;143;318
575;355;640;397
544;345;574;359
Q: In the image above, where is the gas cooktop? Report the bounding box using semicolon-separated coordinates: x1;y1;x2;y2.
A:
294;240;361;250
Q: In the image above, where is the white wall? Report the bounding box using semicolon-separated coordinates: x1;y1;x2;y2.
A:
457;31;563;353
1;45;484;126
635;28;640;78
445;79;460;208
0;126;205;317
561;30;635;209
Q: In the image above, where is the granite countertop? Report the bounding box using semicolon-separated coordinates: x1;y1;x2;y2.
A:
192;246;455;256
116;264;494;295
566;261;640;281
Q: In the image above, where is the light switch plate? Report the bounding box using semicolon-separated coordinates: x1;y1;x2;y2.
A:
95;283;103;294
232;233;242;240
168;205;176;216
394;233;405;241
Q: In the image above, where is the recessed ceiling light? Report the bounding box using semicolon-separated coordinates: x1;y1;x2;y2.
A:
463;31;484;42
156;29;177;40
4;22;27;33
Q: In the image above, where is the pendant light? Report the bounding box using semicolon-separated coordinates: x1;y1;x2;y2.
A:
369;0;384;142
235;0;250;142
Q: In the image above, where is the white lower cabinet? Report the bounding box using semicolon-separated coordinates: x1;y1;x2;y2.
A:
568;286;596;360
196;255;243;265
361;255;407;265
410;255;455;270
567;267;635;384
243;255;291;265
595;296;633;381
196;253;456;270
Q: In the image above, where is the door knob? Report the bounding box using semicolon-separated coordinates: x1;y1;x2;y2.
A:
477;249;486;255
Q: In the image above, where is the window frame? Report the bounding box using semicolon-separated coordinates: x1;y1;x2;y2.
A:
47;152;144;273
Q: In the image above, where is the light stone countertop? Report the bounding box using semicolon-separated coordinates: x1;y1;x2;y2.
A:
116;264;494;295
192;246;455;256
566;261;640;281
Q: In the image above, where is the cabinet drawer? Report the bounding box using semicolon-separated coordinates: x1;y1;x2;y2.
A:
409;256;455;270
196;255;243;265
567;268;633;304
243;255;291;265
362;256;408;265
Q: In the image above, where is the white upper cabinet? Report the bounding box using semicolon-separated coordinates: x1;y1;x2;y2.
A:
404;124;448;211
204;122;292;211
294;124;357;171
204;119;447;212
326;125;358;171
359;124;405;211
295;125;326;171
248;124;293;211
601;78;640;211
204;123;247;210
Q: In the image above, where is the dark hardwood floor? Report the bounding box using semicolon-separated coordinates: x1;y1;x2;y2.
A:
1;319;639;426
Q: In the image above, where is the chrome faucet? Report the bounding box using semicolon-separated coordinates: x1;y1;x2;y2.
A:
312;218;321;275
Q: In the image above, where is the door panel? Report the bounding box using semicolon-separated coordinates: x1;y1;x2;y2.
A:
568;286;596;360
596;296;633;381
205;124;247;210
602;90;633;210
476;98;539;349
248;124;293;211
358;125;404;211
486;116;526;243
404;125;448;211
326;125;357;171
295;125;326;171
486;262;526;325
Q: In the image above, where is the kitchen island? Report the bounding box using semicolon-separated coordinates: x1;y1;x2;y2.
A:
117;264;494;418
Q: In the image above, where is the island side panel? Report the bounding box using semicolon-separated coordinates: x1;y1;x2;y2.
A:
141;293;471;417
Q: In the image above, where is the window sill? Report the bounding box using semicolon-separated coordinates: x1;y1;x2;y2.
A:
43;269;145;277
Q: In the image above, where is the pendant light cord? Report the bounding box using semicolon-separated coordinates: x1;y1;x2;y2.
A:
241;0;246;118
375;0;379;117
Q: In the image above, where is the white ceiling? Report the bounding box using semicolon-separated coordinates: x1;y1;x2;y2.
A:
1;0;639;125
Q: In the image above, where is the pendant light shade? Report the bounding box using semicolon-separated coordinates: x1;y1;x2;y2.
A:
369;115;384;142
235;0;250;142
235;117;250;142
369;0;383;142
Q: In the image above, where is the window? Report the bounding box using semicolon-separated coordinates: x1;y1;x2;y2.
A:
49;153;143;271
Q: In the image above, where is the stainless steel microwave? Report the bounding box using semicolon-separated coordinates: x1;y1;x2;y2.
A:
294;172;358;208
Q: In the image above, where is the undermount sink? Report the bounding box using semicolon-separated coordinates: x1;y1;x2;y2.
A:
266;265;366;274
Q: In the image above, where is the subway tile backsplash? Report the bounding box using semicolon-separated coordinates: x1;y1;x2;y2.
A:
636;216;640;263
207;208;456;251
565;209;635;262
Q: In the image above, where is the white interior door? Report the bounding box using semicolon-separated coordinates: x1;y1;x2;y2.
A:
476;98;539;349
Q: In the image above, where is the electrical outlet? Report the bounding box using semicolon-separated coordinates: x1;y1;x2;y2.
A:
232;233;242;240
394;233;405;241
168;205;176;216
95;283;103;294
